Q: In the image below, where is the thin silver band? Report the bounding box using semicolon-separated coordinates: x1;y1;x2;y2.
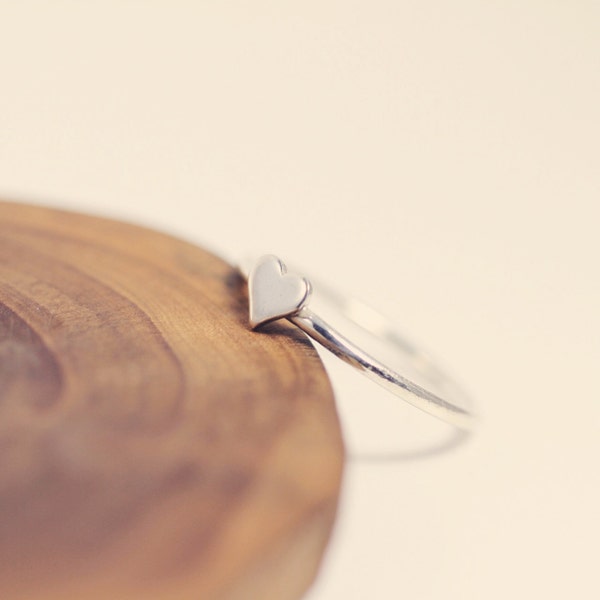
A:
243;255;474;431
291;308;472;430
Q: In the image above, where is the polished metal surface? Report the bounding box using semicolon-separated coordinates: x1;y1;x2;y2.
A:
244;255;474;430
248;254;312;328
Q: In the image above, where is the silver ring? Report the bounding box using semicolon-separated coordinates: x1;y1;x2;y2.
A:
240;255;474;431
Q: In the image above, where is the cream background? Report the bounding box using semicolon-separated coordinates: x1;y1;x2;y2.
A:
0;2;599;599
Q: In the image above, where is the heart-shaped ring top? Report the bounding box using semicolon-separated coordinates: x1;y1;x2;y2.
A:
248;255;311;329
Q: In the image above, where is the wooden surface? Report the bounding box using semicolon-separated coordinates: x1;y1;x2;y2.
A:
0;201;344;600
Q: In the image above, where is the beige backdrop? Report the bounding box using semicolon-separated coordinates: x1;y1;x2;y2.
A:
0;2;598;599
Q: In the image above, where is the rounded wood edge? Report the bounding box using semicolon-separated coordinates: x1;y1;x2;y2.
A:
0;200;345;600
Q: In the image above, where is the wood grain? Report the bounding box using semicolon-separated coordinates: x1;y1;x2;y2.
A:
0;201;344;600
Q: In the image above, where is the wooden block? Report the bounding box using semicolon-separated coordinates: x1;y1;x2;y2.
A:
0;201;344;600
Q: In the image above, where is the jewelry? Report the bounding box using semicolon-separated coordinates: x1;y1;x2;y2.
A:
242;255;474;430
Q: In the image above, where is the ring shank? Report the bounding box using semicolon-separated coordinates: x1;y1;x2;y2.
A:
290;307;473;431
